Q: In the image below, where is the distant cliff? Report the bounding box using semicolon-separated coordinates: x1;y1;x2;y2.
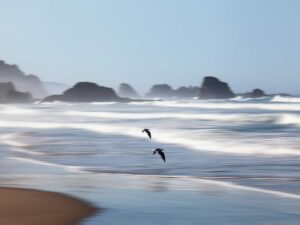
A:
44;82;128;102
0;60;48;98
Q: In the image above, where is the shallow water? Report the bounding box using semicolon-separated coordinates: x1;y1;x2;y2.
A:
1;96;300;223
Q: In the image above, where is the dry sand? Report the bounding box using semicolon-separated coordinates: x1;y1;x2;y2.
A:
0;187;98;225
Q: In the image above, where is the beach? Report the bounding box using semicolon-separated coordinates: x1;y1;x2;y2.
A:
0;187;97;225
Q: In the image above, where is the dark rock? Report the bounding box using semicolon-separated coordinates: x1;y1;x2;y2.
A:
0;82;15;102
146;84;200;99
0;81;33;103
146;84;175;98
118;83;140;98
241;88;266;98
7;90;32;103
199;76;235;99
44;82;128;102
0;60;48;98
175;86;200;98
249;89;266;98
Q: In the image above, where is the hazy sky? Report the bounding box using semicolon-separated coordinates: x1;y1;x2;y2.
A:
0;0;300;94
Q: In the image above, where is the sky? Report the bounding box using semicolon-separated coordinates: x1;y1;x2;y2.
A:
0;0;300;94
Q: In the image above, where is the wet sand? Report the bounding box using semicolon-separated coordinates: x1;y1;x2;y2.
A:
0;187;98;225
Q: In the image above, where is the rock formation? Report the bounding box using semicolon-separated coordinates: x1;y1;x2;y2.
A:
44;82;128;102
0;60;48;98
118;83;140;98
249;89;266;98
146;84;200;99
199;76;235;99
146;84;174;98
0;82;33;103
175;86;200;98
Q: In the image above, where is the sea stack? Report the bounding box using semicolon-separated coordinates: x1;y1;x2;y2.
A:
199;76;235;99
118;83;140;98
145;84;175;98
44;82;128;102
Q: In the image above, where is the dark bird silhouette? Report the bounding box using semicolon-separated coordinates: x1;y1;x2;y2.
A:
142;128;152;139
153;148;166;162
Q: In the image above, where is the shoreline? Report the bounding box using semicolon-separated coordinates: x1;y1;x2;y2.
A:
0;187;98;225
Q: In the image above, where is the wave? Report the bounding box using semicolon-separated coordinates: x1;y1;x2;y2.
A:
1;106;39;115
0;119;299;156
12;154;300;200
8;154;300;200
65;110;300;127
8;156;87;173
90;102;117;105
130;100;300;111
65;111;259;122
271;96;300;103
276;114;300;126
0;133;43;155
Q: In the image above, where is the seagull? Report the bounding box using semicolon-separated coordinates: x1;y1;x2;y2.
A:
153;148;166;162
142;128;152;139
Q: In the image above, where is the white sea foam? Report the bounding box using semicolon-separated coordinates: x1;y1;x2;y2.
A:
90;102;117;105
271;95;300;103
8;157;87;173
160;175;300;200
0;133;43;155
0;120;299;156
65;111;257;122
1;106;39;115
131;100;300;111
276;114;300;126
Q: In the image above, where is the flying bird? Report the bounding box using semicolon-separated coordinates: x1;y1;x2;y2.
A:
153;148;166;162
142;128;152;139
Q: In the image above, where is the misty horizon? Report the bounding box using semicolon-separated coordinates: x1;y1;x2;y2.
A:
1;0;300;95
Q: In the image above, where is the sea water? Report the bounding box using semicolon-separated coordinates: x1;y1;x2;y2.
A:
1;96;300;224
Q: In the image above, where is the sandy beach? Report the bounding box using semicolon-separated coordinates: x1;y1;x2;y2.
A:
0;187;98;225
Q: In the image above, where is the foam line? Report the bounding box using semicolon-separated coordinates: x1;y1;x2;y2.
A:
0;120;299;156
130;100;300;111
8;157;87;174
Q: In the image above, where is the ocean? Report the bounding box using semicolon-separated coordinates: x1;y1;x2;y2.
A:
1;95;300;224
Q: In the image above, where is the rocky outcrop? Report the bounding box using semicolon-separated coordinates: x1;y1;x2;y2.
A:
249;89;266;98
0;82;33;103
146;84;200;99
175;86;200;98
118;83;140;98
7;90;32;103
0;60;48;98
146;84;174;98
44;82;128;102
240;89;266;98
199;76;235;99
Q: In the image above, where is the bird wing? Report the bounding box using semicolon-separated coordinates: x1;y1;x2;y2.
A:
146;130;151;139
158;151;166;162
